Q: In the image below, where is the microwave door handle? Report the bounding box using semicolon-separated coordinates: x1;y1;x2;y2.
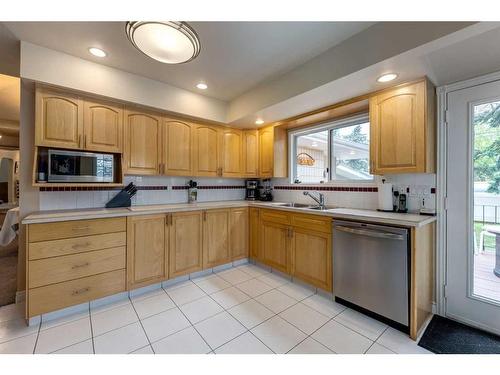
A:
335;226;405;241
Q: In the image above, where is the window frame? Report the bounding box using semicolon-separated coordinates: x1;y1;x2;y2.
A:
289;113;374;185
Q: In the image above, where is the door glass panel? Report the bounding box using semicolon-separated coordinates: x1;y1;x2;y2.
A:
473;100;500;303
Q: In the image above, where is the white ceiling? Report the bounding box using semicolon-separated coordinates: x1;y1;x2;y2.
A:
4;21;373;101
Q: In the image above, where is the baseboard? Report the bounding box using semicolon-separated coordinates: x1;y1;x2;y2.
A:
15;290;25;304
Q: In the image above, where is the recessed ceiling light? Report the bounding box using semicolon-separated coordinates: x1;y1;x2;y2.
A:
255;119;264;125
196;82;208;90
126;21;201;64
88;47;107;57
377;73;398;83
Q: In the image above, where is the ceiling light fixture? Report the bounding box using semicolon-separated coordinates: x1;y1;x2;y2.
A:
196;82;208;90
88;47;107;57
255;119;264;125
377;73;398;83
126;21;201;64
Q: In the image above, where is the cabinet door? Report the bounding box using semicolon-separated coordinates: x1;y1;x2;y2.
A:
35;88;83;150
259;127;274;178
127;215;167;289
221;129;243;177
123;110;161;175
243;130;259;177
169;211;203;278
249;208;261;261
84;100;123;153
261;220;289;273
370;80;426;174
193;124;219;177
163;119;193;176
290;228;332;292
203;209;231;268
230;208;249;261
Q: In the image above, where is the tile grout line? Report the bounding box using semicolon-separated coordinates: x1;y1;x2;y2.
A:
363;326;390;354
161;285;214;353
128;295;156;354
32;320;42;354
88;304;96;354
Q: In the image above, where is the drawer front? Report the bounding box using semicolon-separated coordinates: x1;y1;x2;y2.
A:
291;213;332;234
29;232;126;260
29;217;126;242
29;247;126;288
260;209;291;225
28;269;126;317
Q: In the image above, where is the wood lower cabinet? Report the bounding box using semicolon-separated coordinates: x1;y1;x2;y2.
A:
169;211;203;278
35;87;83;150
203;209;231;268
163;119;193;176
123;109;161;175
261;220;289;274
290;227;332;291
370;79;435;174
230;208;249;260
83;99;123;153
193;124;220;177
127;215;168;289
249;207;261;261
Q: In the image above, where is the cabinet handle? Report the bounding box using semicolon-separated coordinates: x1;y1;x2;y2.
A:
72;226;90;232
72;287;90;296
72;262;89;269
72;242;91;250
83;134;86;148
203;211;207;221
78;135;82;148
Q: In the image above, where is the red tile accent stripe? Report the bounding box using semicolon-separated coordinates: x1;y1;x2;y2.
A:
39;185;246;192
172;185;245;190
273;185;378;192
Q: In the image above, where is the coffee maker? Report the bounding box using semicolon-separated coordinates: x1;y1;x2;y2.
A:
245;180;259;201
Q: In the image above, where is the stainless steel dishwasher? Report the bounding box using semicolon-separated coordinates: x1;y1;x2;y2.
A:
333;220;410;331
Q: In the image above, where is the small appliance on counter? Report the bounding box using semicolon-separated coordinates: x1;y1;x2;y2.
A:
245;179;260;201
259;179;273;201
188;180;198;203
105;182;137;208
397;191;408;213
377;179;393;212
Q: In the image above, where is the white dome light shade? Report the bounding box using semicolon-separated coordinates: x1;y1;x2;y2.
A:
377;73;398;83
126;21;201;64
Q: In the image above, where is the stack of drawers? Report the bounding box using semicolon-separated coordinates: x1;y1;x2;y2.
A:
26;217;127;317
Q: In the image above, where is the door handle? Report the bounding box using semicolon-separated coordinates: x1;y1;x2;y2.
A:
72;262;90;269
72;287;90;296
335;225;405;240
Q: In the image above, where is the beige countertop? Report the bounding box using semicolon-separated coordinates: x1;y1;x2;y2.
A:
22;200;436;227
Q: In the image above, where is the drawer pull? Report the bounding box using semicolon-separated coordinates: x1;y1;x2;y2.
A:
72;287;90;296
72;242;91;250
71;262;90;269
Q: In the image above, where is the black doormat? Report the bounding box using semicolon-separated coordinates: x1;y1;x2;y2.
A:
418;315;500;354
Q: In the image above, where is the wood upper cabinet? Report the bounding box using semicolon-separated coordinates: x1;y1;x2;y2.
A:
193;124;220;177
203;209;231;268
243;130;259;177
163;119;193;176
127;214;167;289
123;109;161;175
259;126;274;178
370;79;435;175
169;211;203;278
35;87;84;150
290;227;332;292
230;208;249;261
249;207;261;261
221;129;243;177
84;100;123;153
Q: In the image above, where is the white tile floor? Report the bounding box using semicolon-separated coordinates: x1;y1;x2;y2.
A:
0;263;432;354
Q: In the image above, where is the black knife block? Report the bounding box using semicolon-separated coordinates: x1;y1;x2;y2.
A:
106;190;132;208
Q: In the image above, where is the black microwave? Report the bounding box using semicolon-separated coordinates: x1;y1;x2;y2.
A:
48;149;114;183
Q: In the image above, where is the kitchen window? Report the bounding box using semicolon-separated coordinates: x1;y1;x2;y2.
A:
290;114;372;184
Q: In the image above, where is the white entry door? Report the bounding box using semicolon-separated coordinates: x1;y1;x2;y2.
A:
446;79;500;335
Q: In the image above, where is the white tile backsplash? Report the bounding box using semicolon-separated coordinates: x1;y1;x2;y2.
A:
39;176;246;211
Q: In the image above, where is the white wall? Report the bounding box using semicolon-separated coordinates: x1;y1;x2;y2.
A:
20;42;228;124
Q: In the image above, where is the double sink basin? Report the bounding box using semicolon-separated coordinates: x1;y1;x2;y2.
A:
270;202;339;211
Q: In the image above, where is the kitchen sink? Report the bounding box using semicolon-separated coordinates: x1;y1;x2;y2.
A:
274;202;314;208
306;205;338;211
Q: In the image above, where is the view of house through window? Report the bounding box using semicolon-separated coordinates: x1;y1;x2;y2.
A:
292;116;372;183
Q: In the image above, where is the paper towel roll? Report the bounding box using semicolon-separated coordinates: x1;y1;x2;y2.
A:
378;181;393;211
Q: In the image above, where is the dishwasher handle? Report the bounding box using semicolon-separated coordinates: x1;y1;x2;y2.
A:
334;225;405;241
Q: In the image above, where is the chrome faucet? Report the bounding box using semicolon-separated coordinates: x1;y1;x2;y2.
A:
303;191;326;209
